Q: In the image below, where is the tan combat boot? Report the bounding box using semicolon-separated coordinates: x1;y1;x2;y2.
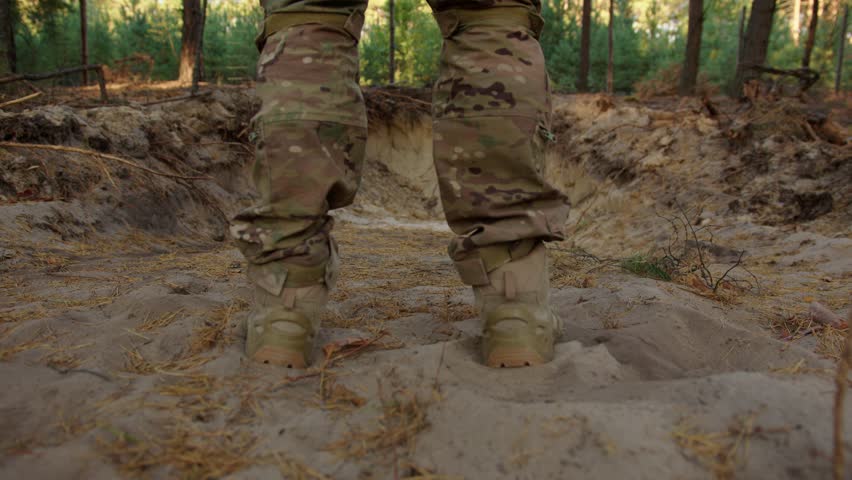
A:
245;249;338;369
454;241;560;368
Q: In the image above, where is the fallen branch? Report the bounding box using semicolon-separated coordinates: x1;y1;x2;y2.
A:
0;142;211;181
0;64;109;102
0;91;43;109
142;90;213;106
743;64;821;93
801;121;821;142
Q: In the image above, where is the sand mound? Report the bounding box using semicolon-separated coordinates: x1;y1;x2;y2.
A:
1;89;850;479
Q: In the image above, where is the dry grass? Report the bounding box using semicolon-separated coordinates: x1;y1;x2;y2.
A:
0;328;54;361
767;311;849;360
322;310;366;329
189;299;247;355
227;382;267;425
333;225;458;294
136;309;184;333
122;347;157;375
65;229;178;258
122;347;210;375
43;350;83;370
770;358;832;377
122;249;239;280
122;301;246;376
99;423;256;478
273;453;332;480
0;305;48;323
47;295;114;310
318;375;366;412
433;291;476;323
30;252;71;270
401;466;465;480
767;311;815;341
673;418;749;479
0;277;26;298
326;387;429;460
818;326;848;360
673;414;791;479
54;409;97;442
157;374;228;422
158;374;215;397
343;296;431;325
601;317;623;329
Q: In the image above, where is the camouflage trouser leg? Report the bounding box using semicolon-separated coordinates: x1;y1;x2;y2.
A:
232;0;568;293
427;1;570;274
230;0;368;294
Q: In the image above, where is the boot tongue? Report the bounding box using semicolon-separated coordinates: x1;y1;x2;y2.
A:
282;289;297;309
504;271;517;301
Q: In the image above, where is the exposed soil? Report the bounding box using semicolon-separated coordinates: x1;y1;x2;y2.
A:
0;86;850;479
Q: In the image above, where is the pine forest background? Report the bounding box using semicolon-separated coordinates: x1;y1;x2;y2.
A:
3;0;851;93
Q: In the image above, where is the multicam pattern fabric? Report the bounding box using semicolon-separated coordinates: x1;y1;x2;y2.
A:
231;0;569;292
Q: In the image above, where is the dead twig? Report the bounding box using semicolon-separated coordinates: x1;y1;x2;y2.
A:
0;91;43;109
713;250;745;293
434;341;447;393
47;365;112;382
0;142;211;181
142;90;213;106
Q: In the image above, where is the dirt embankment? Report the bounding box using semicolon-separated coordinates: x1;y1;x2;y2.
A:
0;88;850;480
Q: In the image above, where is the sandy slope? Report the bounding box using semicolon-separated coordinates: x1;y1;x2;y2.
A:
0;90;850;479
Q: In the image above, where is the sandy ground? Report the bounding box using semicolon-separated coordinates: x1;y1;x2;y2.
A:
0;88;850;479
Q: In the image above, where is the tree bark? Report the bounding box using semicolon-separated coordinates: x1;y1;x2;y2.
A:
179;0;204;84
388;0;395;84
736;6;746;65
80;0;88;84
802;0;819;67
607;0;614;93
731;0;777;96
0;0;14;75
577;0;591;92
836;5;848;93
792;0;802;45
191;0;207;94
679;0;704;95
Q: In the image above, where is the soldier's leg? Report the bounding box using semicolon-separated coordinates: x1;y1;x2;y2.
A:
427;1;570;367
230;0;368;368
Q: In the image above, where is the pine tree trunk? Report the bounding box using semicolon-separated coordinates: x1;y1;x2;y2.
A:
389;0;395;84
80;0;88;84
836;5;848;93
731;0;777;96
179;0;204;84
802;0;819;67
0;0;14;75
792;0;801;45
679;0;704;95
191;0;207;94
577;0;591;92
607;0;614;93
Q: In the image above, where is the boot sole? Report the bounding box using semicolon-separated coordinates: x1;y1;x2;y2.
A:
486;347;546;368
250;345;307;369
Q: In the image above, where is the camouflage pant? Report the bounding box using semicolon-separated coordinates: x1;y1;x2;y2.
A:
231;0;569;293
